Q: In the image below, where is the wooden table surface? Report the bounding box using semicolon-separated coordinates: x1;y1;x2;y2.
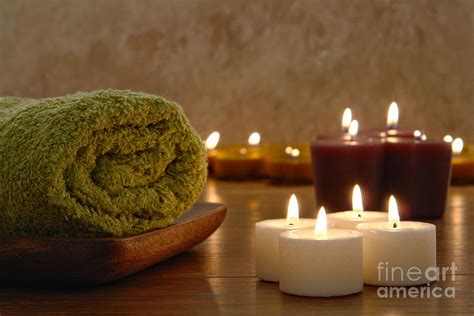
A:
0;179;472;315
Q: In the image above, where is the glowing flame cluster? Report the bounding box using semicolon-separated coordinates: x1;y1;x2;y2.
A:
287;195;328;238
413;130;427;141
341;107;359;137
207;131;262;150
343;101;402;133
340;107;359;138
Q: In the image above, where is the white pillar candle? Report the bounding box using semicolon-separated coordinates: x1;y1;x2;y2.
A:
356;196;436;286
327;184;386;229
255;194;334;282
279;207;363;297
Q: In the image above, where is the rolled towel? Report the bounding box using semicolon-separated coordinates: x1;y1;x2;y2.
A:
0;90;207;237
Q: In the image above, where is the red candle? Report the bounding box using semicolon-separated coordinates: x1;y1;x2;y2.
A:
383;137;452;219
311;121;385;212
315;132;351;141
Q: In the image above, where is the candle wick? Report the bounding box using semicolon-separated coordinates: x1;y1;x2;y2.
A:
387;124;397;131
393;223;397;228
357;214;362;218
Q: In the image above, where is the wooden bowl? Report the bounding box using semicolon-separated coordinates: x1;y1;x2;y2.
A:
0;202;226;286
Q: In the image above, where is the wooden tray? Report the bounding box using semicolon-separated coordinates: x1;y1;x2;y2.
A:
0;202;226;286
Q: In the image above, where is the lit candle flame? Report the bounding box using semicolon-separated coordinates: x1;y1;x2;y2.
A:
205;131;220;150
286;194;299;227
352;184;363;218
421;134;427;141
443;135;453;143
285;146;293;154
290;148;300;158
348;120;359;138
314;206;328;238
342;108;352;133
248;132;261;146
388;195;400;229
452;138;464;155
413;130;422;139
387;102;399;130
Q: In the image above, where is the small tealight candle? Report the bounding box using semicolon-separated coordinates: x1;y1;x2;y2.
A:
214;132;264;179
327;184;386;229
451;137;474;183
356;196;436;286
279;207;363;297
255;195;334;282
264;144;313;183
205;131;220;173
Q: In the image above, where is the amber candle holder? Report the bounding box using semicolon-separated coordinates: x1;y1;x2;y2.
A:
452;143;474;183
213;145;265;180
264;143;313;184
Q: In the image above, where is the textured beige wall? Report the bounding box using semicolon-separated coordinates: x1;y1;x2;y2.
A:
0;0;472;143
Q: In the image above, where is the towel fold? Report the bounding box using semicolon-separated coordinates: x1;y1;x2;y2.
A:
0;90;207;237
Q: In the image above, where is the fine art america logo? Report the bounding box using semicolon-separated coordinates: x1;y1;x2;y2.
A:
376;262;457;298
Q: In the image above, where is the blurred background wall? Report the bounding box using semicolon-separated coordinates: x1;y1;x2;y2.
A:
0;0;472;143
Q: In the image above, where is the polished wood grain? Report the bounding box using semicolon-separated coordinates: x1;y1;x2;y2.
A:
0;203;226;286
0;180;472;315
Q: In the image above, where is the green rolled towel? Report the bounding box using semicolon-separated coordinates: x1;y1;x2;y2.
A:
0;90;207;237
